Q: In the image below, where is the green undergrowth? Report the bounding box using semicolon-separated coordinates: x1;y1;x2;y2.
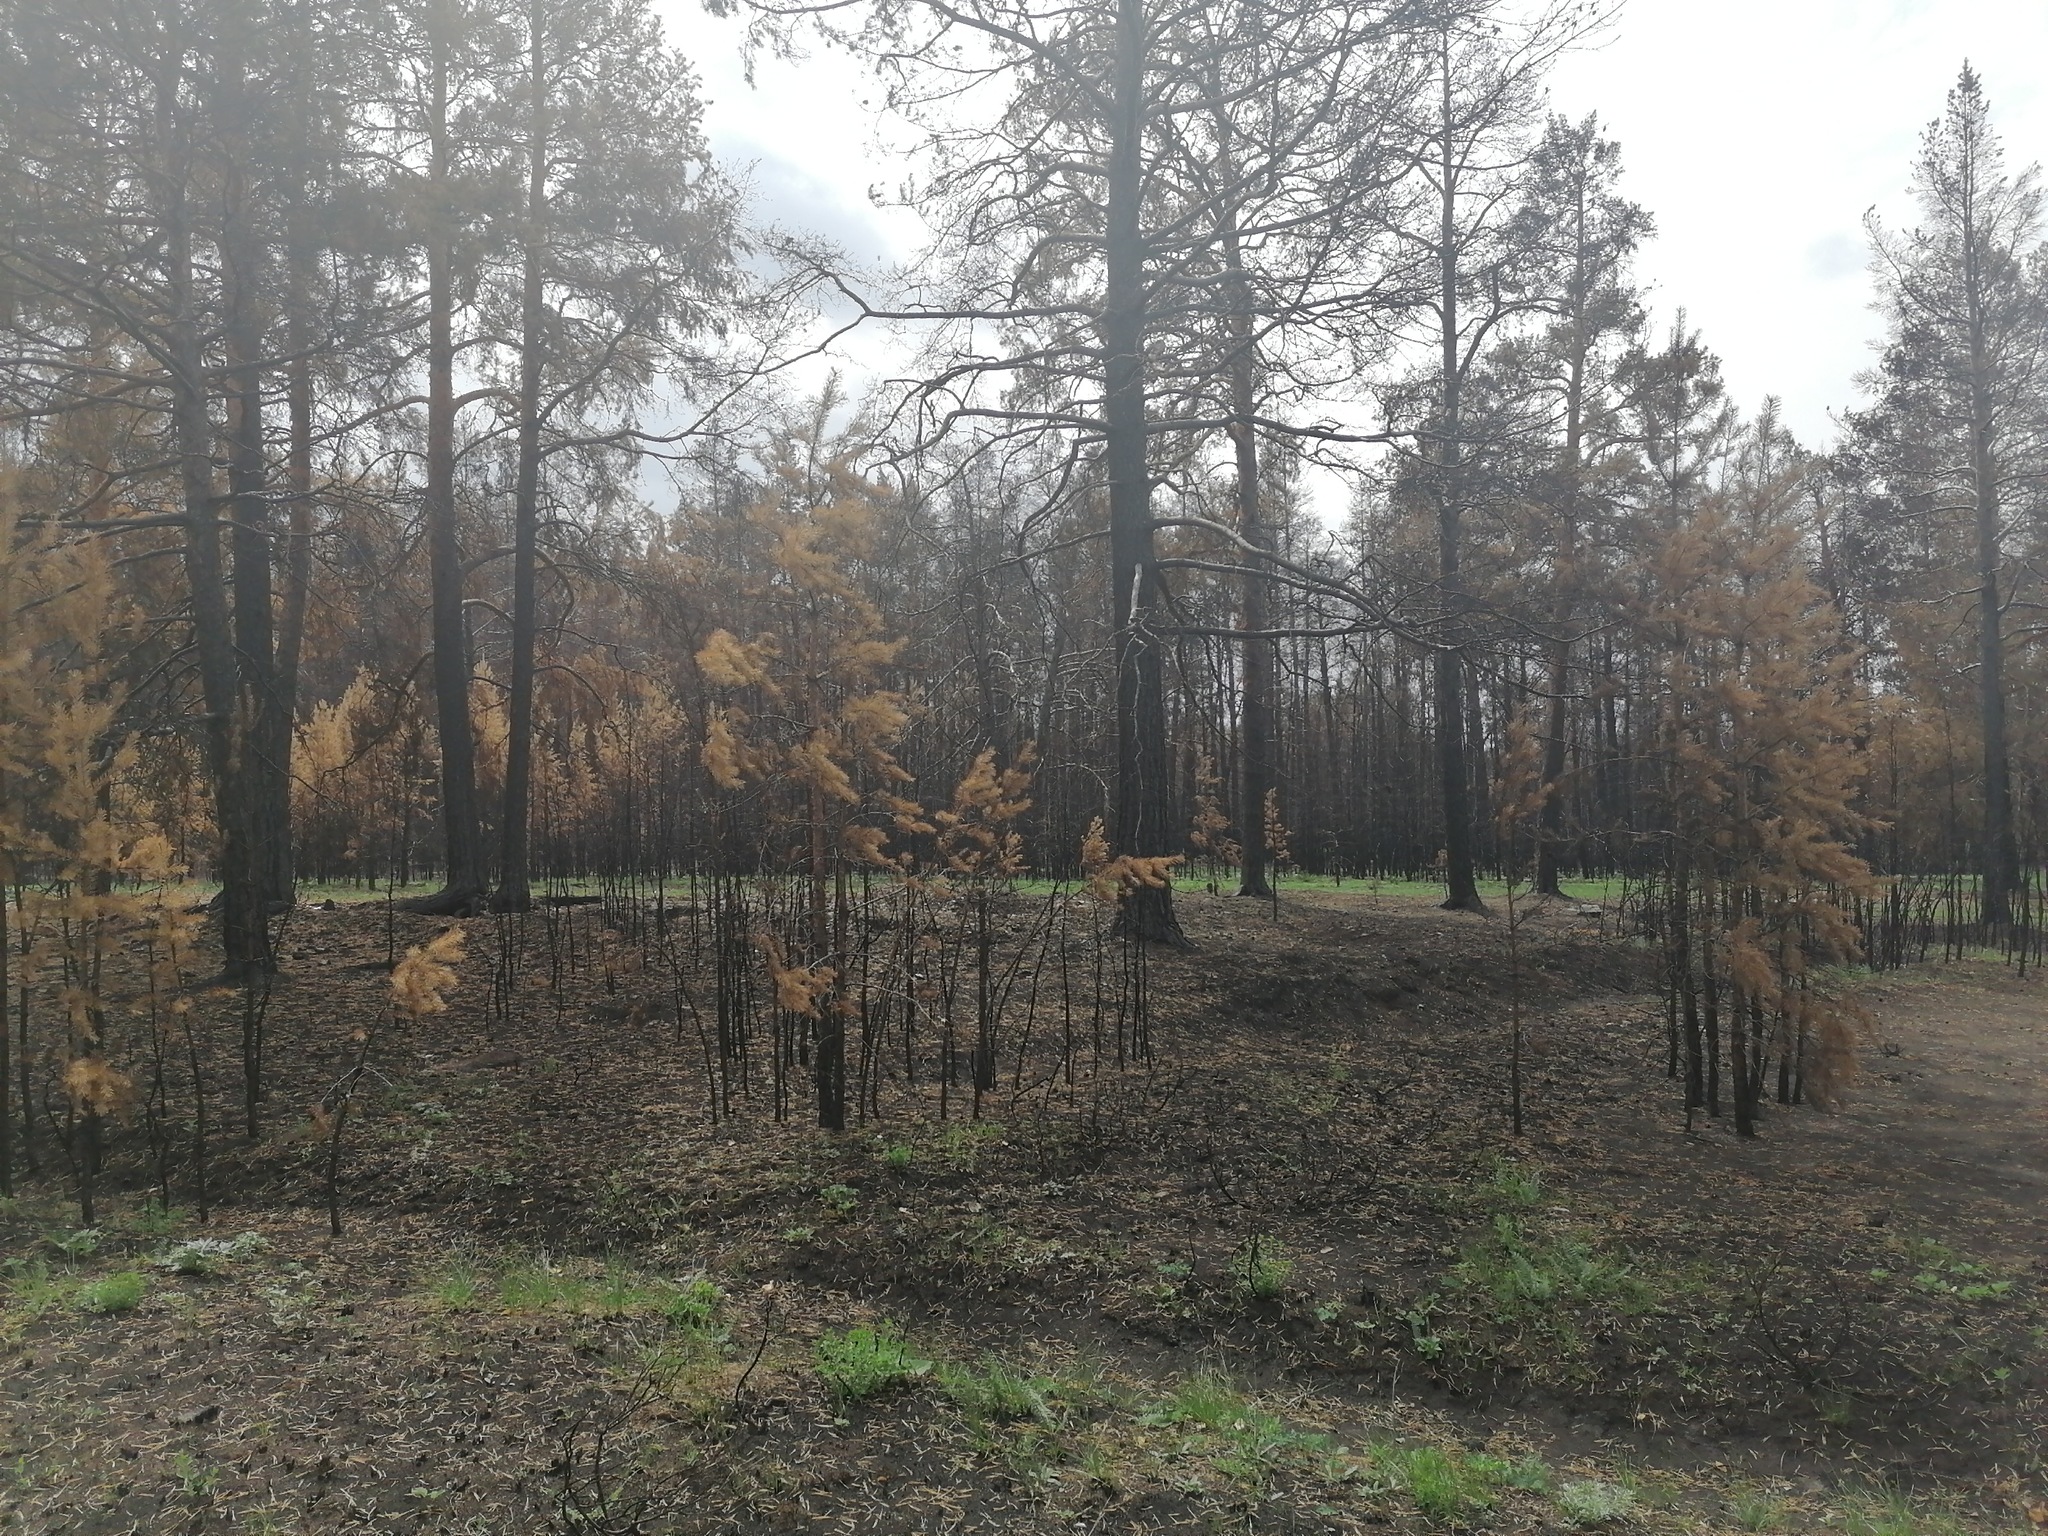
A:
815;1323;933;1402
1375;1160;2040;1461
419;1250;727;1335
2;1199;2030;1535
1396;1161;1656;1377
865;1117;1008;1179
1832;1488;1984;1536
798;1331;1710;1527
0;1199;261;1330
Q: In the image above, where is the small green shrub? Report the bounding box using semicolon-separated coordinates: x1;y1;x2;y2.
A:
171;1449;221;1497
75;1270;147;1314
1399;1296;1447;1358
131;1199;186;1237
46;1228;103;1261
934;1120;1006;1171
1487;1158;1543;1209
818;1183;860;1216
815;1323;931;1402
880;1143;915;1173
1556;1477;1637;1526
1452;1216;1650;1323
2;1256;67;1318
153;1231;269;1277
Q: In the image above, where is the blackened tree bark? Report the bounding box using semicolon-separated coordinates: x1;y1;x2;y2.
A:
161;59;270;978
1221;213;1275;900
1429;24;1484;913
417;0;487;912
1103;0;1185;945
493;0;548;914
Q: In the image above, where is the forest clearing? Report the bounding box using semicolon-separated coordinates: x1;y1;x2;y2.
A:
5;0;2048;1529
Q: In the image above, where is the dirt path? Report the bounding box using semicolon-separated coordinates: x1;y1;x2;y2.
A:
1814;962;2048;1262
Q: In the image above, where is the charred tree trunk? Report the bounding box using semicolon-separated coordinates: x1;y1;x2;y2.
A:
275;239;316;903
1104;0;1184;946
417;4;484;913
1432;33;1485;915
221;120;294;923
1969;330;2018;928
1221;207;1273;900
494;0;548;915
162;59;268;980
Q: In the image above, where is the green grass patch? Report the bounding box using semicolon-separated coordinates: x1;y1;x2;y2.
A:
1403;1164;1655;1372
1472;1452;1553;1493
2;1256;72;1321
427;1258;486;1311
419;1253;724;1332
1454;1215;1651;1318
1142;1375;1341;1494
1838;1489;1974;1536
1879;1236;2015;1301
815;1322;932;1402
1368;1442;1498;1521
74;1270;148;1314
1232;1234;1292;1300
1726;1487;1792;1530
936;1357;1060;1424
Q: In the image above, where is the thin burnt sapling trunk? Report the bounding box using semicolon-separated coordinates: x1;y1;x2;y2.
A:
270;236;319;910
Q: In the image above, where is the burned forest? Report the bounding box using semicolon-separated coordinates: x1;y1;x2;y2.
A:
0;1;2044;1532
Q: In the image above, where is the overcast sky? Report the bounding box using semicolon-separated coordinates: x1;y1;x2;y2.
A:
663;0;2048;453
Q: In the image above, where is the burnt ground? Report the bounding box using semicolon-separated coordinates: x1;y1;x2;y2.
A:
1;887;2043;1534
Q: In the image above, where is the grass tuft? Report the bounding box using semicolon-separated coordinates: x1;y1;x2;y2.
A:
1556;1477;1637;1526
937;1357;1057;1424
74;1270;148;1314
1839;1490;1972;1536
1370;1443;1497;1521
815;1323;931;1402
1233;1233;1292;1300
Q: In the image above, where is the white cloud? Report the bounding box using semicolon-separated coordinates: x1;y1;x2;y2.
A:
1805;231;1866;282
1549;0;2048;445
